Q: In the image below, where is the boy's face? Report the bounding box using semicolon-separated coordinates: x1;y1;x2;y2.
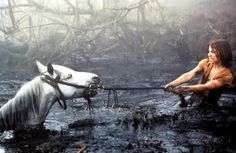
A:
208;45;220;64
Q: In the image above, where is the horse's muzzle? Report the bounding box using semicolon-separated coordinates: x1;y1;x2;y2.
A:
84;79;102;97
92;76;100;84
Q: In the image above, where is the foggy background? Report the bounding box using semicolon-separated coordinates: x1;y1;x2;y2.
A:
0;0;235;75
0;1;236;152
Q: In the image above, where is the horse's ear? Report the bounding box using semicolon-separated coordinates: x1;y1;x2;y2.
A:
36;60;46;73
47;63;54;75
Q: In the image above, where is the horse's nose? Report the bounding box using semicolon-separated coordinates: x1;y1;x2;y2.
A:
92;76;100;83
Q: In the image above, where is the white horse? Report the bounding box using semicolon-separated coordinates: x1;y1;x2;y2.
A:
0;61;101;132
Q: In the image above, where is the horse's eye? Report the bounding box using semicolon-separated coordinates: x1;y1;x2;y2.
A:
67;74;72;79
55;75;61;80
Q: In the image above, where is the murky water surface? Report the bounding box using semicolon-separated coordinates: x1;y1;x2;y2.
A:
0;70;235;153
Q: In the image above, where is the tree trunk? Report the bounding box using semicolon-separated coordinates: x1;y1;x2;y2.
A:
8;0;17;29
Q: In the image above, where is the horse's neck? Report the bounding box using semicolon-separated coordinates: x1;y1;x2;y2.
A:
0;77;58;128
27;76;58;117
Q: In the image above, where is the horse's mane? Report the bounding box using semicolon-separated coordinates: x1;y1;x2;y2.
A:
0;77;43;130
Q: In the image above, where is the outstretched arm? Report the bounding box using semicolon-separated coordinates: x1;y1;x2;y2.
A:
166;64;202;89
174;79;224;93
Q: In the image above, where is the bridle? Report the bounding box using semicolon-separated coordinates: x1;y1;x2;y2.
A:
40;74;98;110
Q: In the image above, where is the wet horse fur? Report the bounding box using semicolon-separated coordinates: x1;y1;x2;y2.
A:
0;61;100;132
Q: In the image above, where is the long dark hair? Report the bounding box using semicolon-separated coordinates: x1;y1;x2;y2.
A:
208;39;232;68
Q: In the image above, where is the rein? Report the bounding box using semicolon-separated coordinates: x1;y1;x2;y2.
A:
102;86;187;108
40;73;187;109
103;87;165;90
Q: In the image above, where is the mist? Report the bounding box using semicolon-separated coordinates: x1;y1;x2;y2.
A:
0;0;235;73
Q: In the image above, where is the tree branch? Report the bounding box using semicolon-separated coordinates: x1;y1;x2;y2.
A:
104;0;148;11
8;0;17;29
26;0;93;15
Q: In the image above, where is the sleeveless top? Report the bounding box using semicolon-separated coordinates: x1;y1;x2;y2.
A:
198;59;233;87
188;59;233;105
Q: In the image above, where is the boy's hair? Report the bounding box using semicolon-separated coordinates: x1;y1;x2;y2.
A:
209;39;232;68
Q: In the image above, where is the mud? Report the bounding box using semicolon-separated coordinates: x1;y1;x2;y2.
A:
0;58;236;153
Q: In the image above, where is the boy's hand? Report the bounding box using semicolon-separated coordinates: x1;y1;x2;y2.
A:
164;84;174;92
173;86;188;94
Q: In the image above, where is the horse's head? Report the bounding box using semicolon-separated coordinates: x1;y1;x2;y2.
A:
0;61;101;132
36;60;101;99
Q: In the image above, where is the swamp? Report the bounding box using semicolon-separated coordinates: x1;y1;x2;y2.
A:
0;0;235;152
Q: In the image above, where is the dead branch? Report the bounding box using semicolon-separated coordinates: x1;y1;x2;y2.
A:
112;26;135;53
63;0;75;10
0;4;32;10
77;145;87;153
4;10;129;36
8;0;17;30
26;0;93;15
96;43;119;54
207;21;220;35
83;10;130;31
104;0;148;11
48;28;106;63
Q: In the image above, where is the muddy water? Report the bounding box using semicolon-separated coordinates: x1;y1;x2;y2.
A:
0;62;236;153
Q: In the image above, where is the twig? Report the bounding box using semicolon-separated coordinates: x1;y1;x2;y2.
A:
77;145;87;153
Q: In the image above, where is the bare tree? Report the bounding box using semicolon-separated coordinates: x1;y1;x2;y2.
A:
0;0;171;69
